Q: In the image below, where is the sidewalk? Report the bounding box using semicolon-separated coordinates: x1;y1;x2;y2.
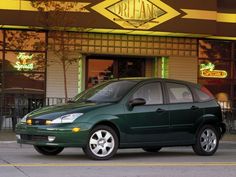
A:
1;130;236;142
222;133;236;142
0;130;16;141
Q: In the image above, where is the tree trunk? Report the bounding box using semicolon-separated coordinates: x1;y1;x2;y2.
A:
62;60;68;101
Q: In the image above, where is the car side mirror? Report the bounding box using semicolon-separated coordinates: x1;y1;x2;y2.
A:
128;98;146;110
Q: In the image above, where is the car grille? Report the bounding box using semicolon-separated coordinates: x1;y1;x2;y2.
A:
31;119;46;125
20;134;48;141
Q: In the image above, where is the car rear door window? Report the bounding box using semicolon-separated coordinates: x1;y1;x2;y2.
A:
166;83;193;103
132;82;163;105
194;87;214;102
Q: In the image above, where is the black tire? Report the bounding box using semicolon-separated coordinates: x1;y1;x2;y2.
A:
82;125;119;160
192;125;219;156
142;147;162;153
34;145;64;156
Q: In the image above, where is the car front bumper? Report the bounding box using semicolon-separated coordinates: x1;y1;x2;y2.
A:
15;122;91;147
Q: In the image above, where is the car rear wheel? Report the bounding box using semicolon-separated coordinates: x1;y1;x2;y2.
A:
142;147;162;153
192;125;219;156
82;125;118;160
34;145;64;156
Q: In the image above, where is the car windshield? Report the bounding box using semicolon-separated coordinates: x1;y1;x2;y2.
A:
74;80;138;103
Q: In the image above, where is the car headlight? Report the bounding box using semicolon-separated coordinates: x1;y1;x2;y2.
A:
21;114;29;123
51;113;83;124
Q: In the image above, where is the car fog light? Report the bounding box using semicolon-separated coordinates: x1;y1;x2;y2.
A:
72;127;80;133
16;134;21;140
48;136;56;142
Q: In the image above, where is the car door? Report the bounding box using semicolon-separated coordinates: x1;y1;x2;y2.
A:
122;81;170;144
165;82;203;143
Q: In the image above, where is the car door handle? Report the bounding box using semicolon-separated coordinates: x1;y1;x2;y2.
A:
191;106;199;110
156;108;166;113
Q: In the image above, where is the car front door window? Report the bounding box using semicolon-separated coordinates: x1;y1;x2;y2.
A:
132;82;163;105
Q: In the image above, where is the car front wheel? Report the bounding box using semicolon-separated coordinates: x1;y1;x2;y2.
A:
192;125;219;156
83;125;118;160
34;145;64;156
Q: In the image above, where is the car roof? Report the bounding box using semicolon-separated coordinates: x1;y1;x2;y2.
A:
110;77;200;88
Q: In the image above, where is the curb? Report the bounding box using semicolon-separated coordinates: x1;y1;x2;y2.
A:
0;141;16;144
220;141;236;144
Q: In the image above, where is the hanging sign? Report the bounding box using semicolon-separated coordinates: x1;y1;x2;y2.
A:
92;0;180;29
200;62;227;78
14;52;34;71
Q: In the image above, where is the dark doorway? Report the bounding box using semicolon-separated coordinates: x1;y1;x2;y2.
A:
86;56;146;88
118;58;144;78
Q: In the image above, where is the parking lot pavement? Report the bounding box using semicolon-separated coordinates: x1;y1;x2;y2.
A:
0;130;236;177
0;141;236;177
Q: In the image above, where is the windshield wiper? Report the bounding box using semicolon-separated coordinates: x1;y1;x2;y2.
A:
85;100;96;103
77;99;96;103
67;100;76;103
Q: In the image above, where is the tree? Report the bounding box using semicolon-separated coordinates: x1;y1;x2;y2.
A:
30;0;83;100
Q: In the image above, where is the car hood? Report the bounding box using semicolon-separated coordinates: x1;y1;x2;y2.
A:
27;102;112;120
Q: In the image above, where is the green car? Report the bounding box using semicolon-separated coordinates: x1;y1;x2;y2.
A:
16;78;226;160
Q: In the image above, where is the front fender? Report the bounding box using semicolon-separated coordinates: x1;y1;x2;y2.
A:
87;114;119;124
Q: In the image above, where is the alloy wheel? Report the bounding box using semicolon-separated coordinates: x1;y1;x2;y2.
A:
89;129;115;158
200;128;217;152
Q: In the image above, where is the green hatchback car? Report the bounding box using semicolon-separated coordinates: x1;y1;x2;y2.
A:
16;78;226;160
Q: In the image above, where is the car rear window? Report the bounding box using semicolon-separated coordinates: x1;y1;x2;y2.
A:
194;86;214;102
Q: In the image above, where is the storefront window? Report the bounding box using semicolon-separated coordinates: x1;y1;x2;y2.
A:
199;59;231;79
5;30;46;51
199;79;231;101
234;42;236;59
0;51;2;72
4;73;45;93
0;30;3;50
0;29;47;118
87;59;114;88
0;52;2;92
2;30;46;93
199;40;232;59
0;30;3;72
198;40;234;105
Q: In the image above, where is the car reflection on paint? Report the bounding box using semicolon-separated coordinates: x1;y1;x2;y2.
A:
16;78;226;160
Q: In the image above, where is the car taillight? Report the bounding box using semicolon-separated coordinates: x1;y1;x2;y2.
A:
200;86;214;98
